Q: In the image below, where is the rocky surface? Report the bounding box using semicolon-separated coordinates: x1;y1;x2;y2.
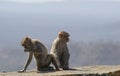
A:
0;65;120;76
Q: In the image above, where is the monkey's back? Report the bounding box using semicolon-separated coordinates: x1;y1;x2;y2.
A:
32;39;48;56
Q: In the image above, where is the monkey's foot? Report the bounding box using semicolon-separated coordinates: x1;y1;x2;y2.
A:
17;70;26;73
37;66;54;72
63;67;76;70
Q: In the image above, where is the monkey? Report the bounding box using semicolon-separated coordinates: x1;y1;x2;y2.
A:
18;36;59;72
50;31;70;70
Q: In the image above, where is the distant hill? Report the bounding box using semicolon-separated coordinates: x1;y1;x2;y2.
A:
0;40;120;72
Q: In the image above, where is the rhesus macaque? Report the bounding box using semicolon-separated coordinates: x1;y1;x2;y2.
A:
50;31;70;70
19;36;59;72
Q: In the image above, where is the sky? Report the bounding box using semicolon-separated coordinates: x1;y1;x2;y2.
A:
0;0;120;71
1;0;120;3
1;0;64;3
0;0;120;47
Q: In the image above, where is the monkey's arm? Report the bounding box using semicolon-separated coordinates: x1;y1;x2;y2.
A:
18;52;33;73
55;44;61;68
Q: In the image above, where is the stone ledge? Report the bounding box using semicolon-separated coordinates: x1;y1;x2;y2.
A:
0;65;120;76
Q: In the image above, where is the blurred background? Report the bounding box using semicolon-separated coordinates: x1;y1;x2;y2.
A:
0;0;120;72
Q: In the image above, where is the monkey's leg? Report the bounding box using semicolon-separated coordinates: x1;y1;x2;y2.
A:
36;55;45;71
50;54;60;70
44;54;60;71
61;52;70;70
37;54;54;71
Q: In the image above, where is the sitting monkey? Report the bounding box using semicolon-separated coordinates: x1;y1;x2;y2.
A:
19;36;59;72
50;31;70;70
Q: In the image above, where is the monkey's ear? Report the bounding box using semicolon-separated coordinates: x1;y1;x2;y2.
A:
25;36;30;40
58;32;63;38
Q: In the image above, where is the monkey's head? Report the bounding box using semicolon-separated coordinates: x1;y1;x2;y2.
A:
58;31;70;42
21;36;34;52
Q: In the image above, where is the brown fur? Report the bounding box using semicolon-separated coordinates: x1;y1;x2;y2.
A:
50;31;70;70
19;36;59;72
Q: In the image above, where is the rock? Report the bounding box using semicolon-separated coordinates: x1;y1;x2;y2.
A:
0;65;120;76
108;70;120;76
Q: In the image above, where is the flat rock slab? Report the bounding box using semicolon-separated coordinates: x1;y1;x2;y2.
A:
0;65;120;76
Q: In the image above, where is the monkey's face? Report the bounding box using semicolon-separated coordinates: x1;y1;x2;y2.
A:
58;31;70;42
21;37;33;52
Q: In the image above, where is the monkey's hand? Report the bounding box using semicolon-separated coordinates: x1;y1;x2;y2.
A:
18;70;26;73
